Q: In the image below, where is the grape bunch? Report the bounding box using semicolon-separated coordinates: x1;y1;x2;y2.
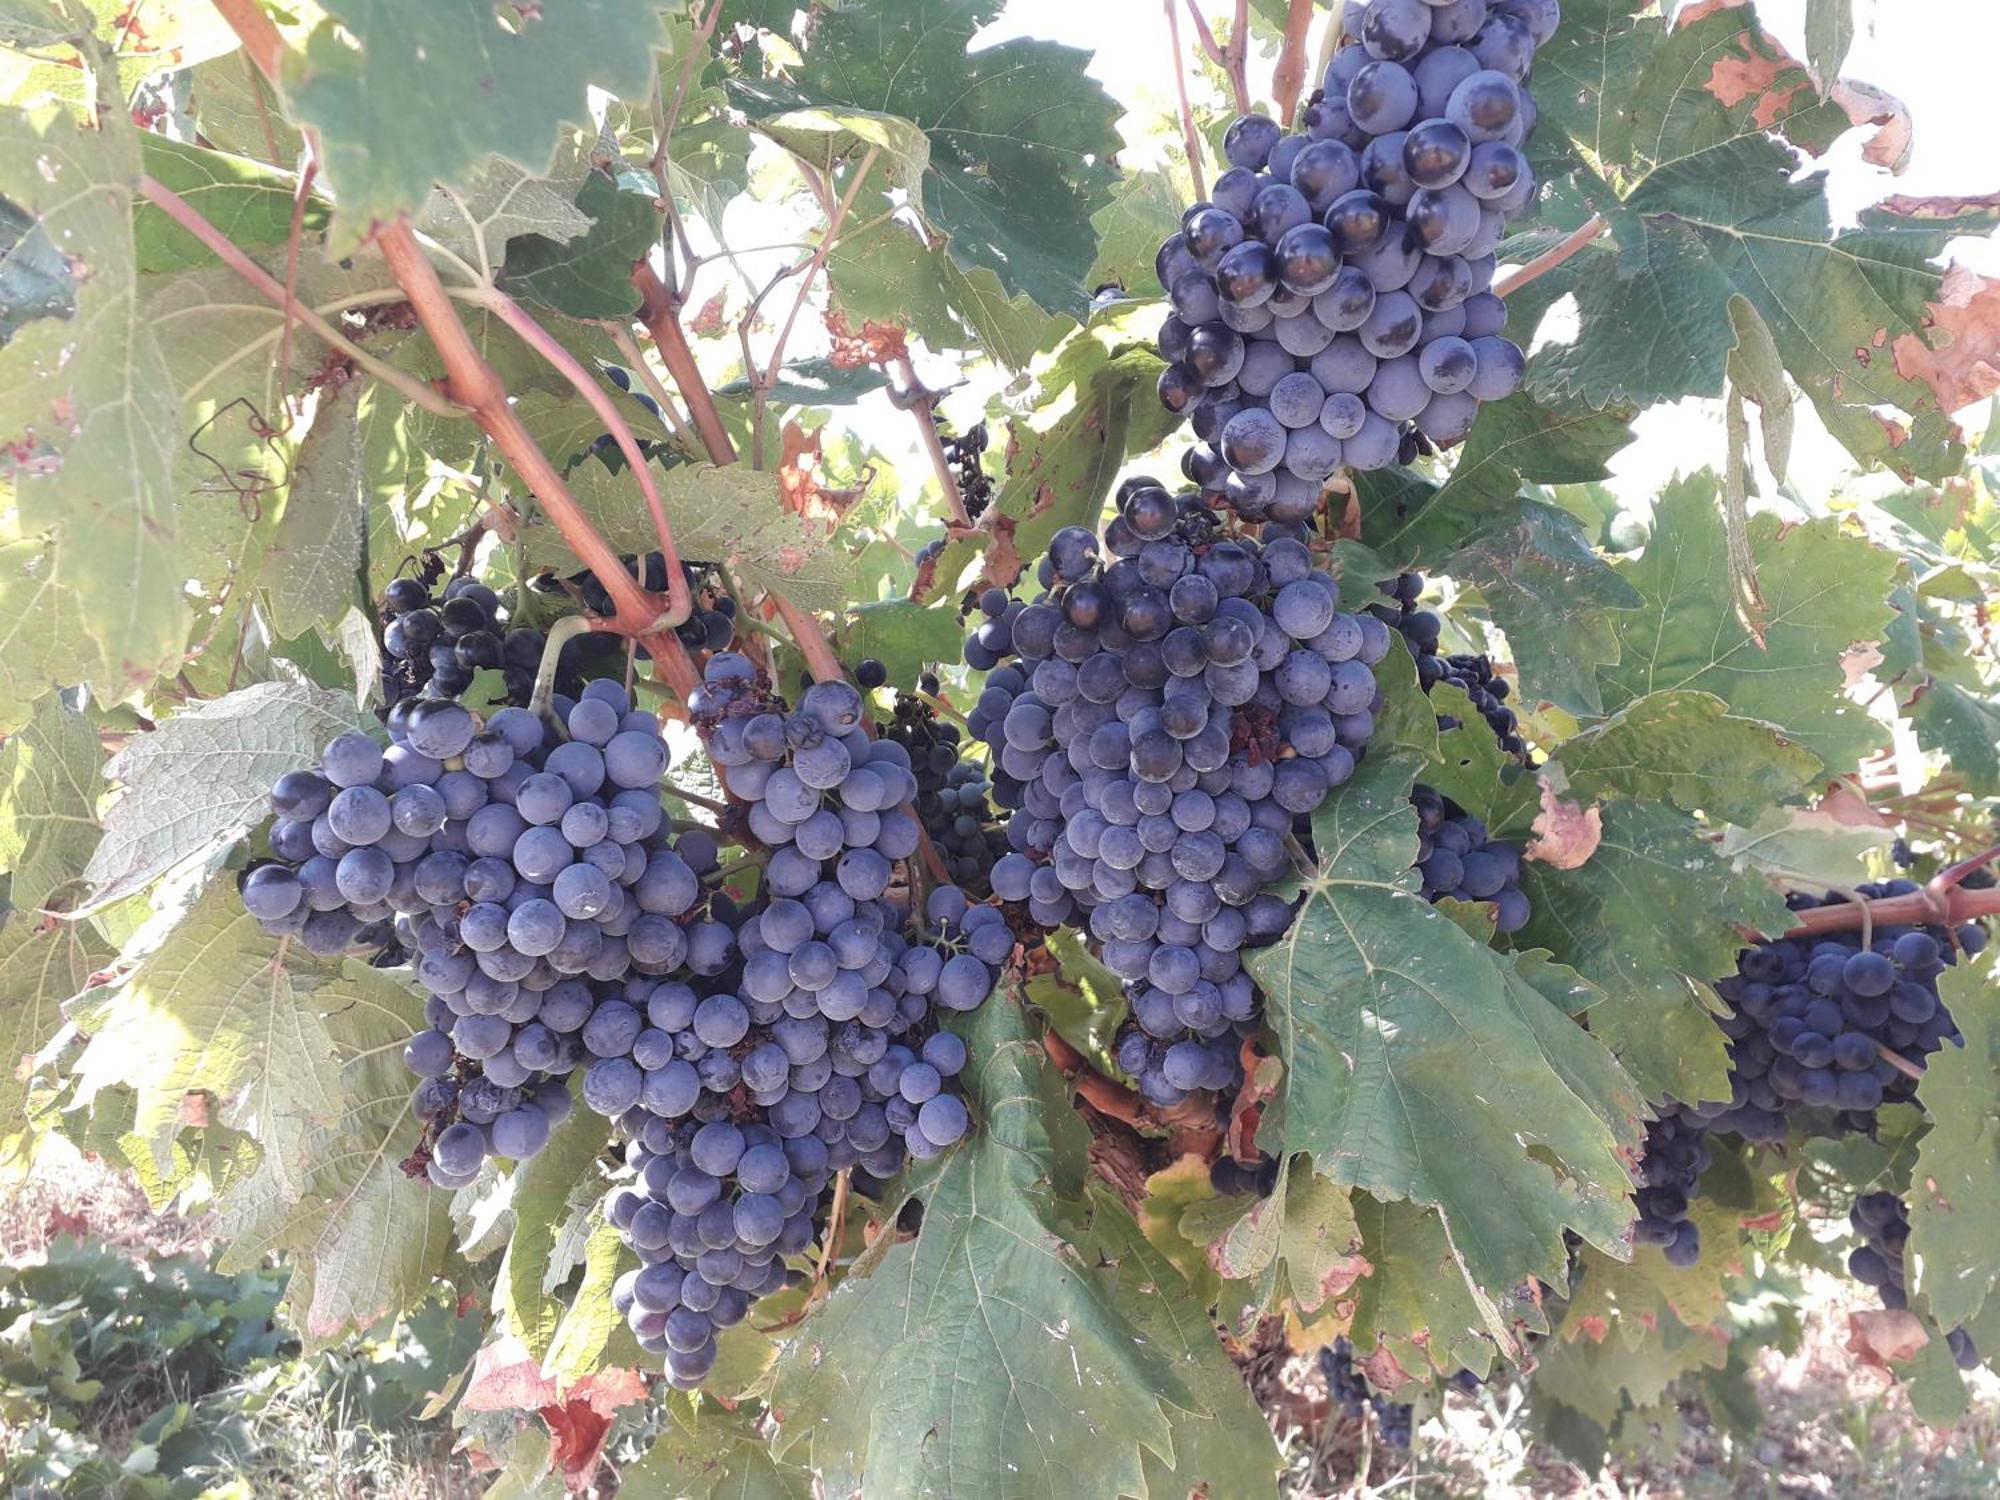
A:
1156;0;1552;514
1320;1338;1414;1450
1691;885;1982;1144
379;574;546;705
968;476;1393;1106
1409;783;1529;932
885;694;1008;893
540;552;739;656
238;680;677;1184
1849;1192;1980;1370
1372;572;1527;760
940;420;995;521
1630;1111;1711;1268
596;652;1007;1387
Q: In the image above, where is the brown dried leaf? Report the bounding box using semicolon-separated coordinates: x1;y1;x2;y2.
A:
1893;264;2000;416
1526;781;1602;869
823;309;909;368
1831;79;1913;173
1847;1307;1930;1370
776;420;867;530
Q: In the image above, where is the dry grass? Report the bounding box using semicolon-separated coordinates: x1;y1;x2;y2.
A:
0;1139;210;1263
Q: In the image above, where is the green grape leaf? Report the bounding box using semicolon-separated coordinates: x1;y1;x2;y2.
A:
0;690;101;914
1337;1198;1527;1386
285;0;669;257
1805;0;1854;83
752;106;930;202
0;0;237;109
1245;720;1644;1298
187;50;301;163
262;380;367;640
530;460;850;614
1598;471;1898;768
1910;682;2000;797
1514;800;1791;1106
835;598;963;690
0;905;110;1157
1531;3;1990;480
1204;1157;1368;1319
81;680;376;910
213;958;449;1345
1365;394;1637;559
1087;171;1183;299
543;1210;645;1383
1565;1195;1744;1344
416;152;594;279
1908;955;2000;1330
625;1394;813;1500
1717;805;1892;888
712;357;888;409
734;0;1120;316
75;880;344;1202
1533;1304;1726;1428
500;162;662;320
134;135;329;275
769;997;1270;1500
1087;1185;1283;1500
0;96;186;711
500;1101;610;1361
827;216;1066;371
1553;690;1822;826
1434;497;1642;717
0;191;75;342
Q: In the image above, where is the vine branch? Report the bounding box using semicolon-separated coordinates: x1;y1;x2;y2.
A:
462;283;693;626
889;357;971;527
1271;0;1317;128
634;262;739;466
1493;215;1608;299
1163;0;1207;204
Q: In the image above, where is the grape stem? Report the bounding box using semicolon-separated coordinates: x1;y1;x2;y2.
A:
457;282;694;628
633;264;740;466
372;220;702;702
1181;0;1251;116
1163;0;1208;201
134;175;460;420
1493;215;1608;299
1270;0;1318;128
659;779;732;816
527;615;594;718
812;1168;852;1292
890;358;972;528
1768;864;2000;941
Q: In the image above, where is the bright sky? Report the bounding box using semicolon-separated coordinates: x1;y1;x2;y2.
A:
987;0;2000;508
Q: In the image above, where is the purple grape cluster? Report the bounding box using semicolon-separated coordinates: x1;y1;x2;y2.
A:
966;478;1392;1106
1694;886;1980;1143
1630;1111;1711;1267
239;680;678;1184
1849;1192;1980;1370
598;652;1005;1387
886;692;1008;894
1157;0;1552;516
1320;1337;1414;1449
1410;783;1529;932
1630;885;1986;1291
1372;572;1528;761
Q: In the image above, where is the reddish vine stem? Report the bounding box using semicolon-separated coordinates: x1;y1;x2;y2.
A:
1772;879;2000;941
634;263;739;466
372;220;701;704
1493;215;1608;298
890;357;971;527
472;286;692;626
1162;0;1207;201
1270;0;1317;127
1182;0;1251;114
